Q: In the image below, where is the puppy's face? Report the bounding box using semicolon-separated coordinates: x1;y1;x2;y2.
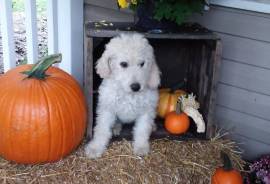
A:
109;50;153;93
96;33;160;93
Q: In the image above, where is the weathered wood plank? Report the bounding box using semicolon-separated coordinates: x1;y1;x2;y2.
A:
87;30;219;40
220;59;270;96
206;40;222;138
219;33;270;69
191;6;270;42
86;22;219;40
84;37;94;139
217;84;270;121
84;4;134;22
216;105;270;145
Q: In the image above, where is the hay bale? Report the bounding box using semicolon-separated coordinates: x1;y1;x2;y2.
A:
0;135;244;184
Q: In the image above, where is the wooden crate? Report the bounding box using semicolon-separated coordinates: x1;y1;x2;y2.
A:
84;22;222;140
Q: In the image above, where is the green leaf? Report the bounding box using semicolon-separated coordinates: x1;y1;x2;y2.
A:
154;2;173;21
153;0;205;25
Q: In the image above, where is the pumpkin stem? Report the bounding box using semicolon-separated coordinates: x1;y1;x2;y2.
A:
175;99;183;114
221;151;233;171
21;54;62;79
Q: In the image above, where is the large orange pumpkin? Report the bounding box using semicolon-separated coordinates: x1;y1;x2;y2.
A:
0;54;87;164
212;152;243;184
157;88;186;118
164;100;190;134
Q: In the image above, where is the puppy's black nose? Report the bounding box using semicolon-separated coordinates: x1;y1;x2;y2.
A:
130;83;141;92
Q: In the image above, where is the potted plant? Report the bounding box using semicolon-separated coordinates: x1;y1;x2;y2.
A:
117;0;208;31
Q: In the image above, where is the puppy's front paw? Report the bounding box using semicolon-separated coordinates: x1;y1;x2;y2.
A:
133;143;150;156
85;142;104;159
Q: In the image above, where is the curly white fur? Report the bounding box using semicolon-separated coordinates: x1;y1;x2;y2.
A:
85;33;161;158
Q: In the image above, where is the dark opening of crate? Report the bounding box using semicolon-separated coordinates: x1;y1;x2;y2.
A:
88;36;219;141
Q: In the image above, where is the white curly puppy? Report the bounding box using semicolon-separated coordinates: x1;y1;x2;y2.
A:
85;33;161;158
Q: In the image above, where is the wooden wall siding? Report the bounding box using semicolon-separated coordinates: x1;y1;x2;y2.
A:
230;134;270;159
191;6;270;159
192;6;270;42
84;0;134;22
216;106;270;144
220;59;270;96
219;33;270;69
217;84;270;122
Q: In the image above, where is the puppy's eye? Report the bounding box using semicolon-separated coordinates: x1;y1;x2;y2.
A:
120;62;128;68
139;61;145;68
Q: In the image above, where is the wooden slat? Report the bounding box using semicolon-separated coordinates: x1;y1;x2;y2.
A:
206;40;222;138
216;105;270;145
0;0;16;71
84;37;94;139
86;23;219;40
217;84;270;121
47;0;58;54
25;0;38;64
191;6;270;42
84;4;134;22
220;59;270;96
218;33;270;69
87;30;219;40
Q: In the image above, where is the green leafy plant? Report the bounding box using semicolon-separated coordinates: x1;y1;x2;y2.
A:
118;0;207;25
154;0;206;25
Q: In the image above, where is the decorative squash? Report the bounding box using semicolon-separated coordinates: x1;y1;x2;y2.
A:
212;152;243;184
157;88;186;118
164;99;190;134
0;54;87;164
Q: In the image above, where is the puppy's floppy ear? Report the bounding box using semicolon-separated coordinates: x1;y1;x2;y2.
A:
95;51;111;79
148;61;161;89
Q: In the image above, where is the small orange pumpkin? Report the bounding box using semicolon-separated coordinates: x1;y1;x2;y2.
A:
212;152;243;184
0;54;87;164
164;99;190;134
158;88;186;118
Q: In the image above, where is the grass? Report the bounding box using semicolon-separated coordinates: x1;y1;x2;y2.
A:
12;0;47;14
